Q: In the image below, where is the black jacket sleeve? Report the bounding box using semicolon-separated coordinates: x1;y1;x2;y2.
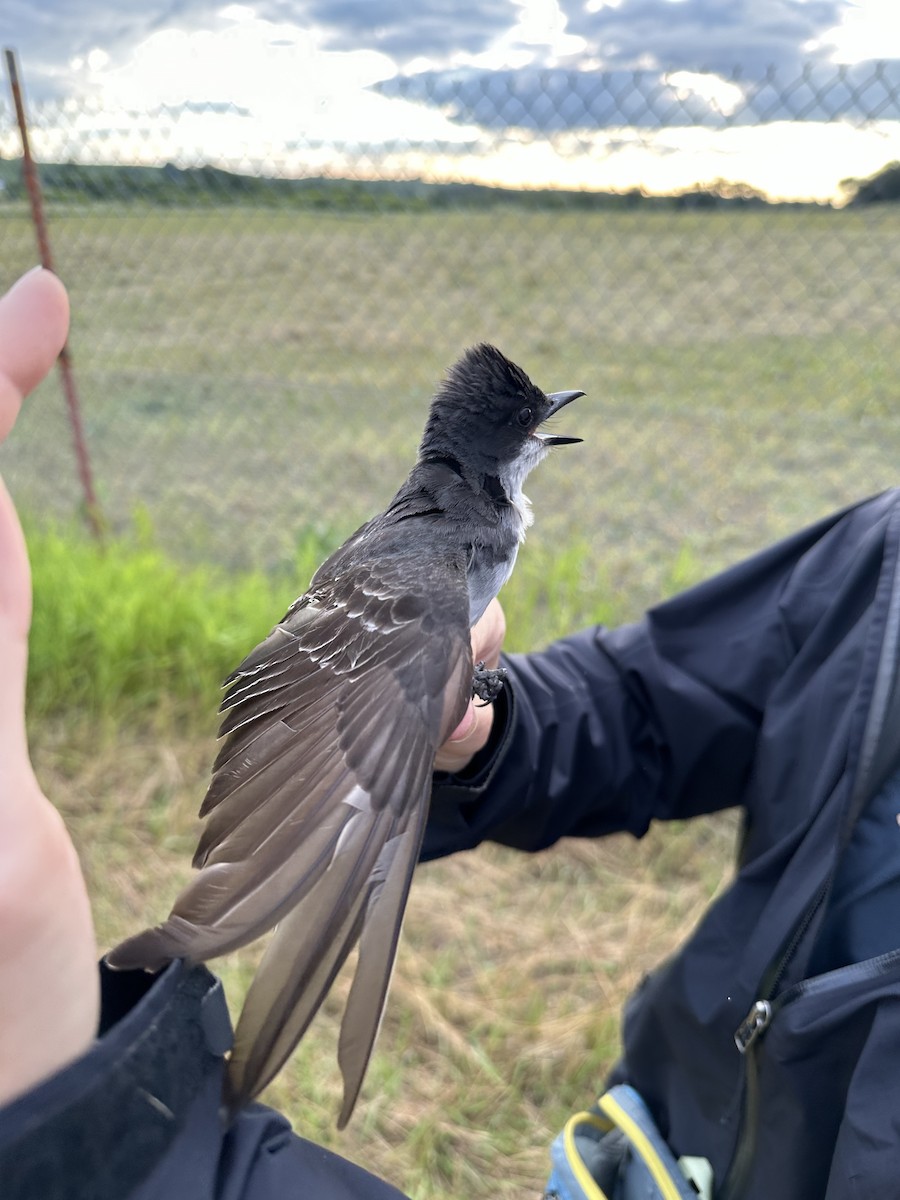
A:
0;959;409;1200
424;492;899;860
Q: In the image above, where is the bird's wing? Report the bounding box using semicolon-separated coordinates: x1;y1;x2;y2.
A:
109;549;472;1121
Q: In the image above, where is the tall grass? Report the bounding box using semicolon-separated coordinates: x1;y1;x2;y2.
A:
25;516;329;723
25;516;660;727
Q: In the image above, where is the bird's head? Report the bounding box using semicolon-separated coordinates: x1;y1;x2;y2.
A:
419;343;583;482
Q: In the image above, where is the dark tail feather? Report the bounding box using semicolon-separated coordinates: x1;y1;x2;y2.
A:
224;811;387;1111
336;791;428;1126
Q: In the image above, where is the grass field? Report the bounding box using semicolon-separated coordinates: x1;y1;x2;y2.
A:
3;201;900;1195
3;203;900;597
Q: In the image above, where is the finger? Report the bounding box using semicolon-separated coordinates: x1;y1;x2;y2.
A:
0;270;69;766
0;267;69;638
433;601;507;773
0;474;30;641
0;482;35;786
0;267;69;443
470;599;506;671
446;700;477;745
448;602;506;744
0;270;99;1098
434;696;496;773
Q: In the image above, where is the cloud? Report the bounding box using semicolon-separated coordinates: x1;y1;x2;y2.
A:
8;0;876;105
2;8;488;172
377;58;900;131
561;0;847;74
7;0;518;100
296;0;518;61
7;0;231;100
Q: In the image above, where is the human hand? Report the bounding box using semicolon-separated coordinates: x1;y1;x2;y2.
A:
434;598;506;773
0;268;99;1107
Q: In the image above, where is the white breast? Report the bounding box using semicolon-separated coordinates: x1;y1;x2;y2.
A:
467;543;519;626
501;439;547;536
465;439;545;625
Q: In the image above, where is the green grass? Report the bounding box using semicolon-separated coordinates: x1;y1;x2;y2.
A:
5;201;900;1196
24;517;644;726
25;516;330;723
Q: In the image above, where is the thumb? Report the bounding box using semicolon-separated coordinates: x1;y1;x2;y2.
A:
0;479;31;773
0;268;69;779
0;267;69;442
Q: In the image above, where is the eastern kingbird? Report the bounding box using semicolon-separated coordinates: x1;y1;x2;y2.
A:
110;344;582;1126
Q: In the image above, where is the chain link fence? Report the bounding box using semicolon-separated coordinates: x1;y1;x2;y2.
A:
2;62;900;615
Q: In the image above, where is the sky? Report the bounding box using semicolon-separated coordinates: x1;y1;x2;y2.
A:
3;0;900;200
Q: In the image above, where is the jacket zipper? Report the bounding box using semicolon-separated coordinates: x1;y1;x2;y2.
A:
718;513;900;1200
718;885;827;1200
721;950;900;1200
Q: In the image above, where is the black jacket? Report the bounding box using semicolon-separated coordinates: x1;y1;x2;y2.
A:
426;488;900;1199
0;958;410;1200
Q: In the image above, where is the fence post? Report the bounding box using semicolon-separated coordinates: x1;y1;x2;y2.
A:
3;46;105;541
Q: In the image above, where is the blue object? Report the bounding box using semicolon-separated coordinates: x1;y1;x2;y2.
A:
545;1086;702;1200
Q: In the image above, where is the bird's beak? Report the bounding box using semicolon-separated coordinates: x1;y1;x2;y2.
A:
538;389;584;446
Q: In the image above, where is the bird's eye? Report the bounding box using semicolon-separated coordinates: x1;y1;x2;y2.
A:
516;406;533;428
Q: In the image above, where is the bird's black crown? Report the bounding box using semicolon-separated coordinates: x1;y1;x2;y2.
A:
442;343;544;410
419;343;550;466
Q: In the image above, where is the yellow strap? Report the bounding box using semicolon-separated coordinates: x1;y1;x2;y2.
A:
596;1092;686;1200
561;1110;614;1200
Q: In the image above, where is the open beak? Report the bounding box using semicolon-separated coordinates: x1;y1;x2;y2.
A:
538;389;584;446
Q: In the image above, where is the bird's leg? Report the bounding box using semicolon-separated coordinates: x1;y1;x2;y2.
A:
472;660;507;706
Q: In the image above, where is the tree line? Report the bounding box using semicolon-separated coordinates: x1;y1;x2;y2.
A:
1;157;897;210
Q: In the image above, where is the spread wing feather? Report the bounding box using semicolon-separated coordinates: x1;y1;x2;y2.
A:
336;797;429;1127
109;547;471;1123
225;754;432;1122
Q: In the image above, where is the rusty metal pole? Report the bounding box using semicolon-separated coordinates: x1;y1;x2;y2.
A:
4;46;105;540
